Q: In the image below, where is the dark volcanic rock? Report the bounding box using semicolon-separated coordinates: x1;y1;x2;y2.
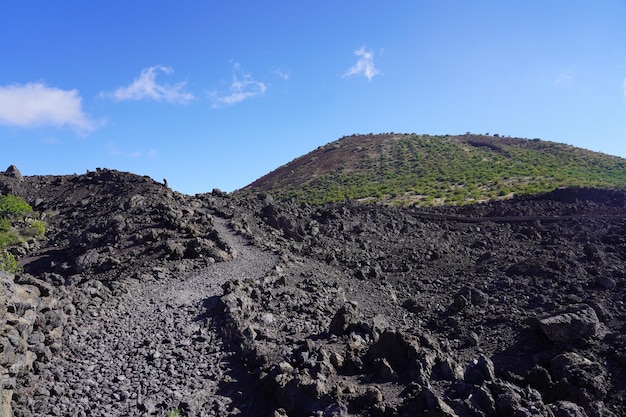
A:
538;304;601;342
213;188;626;416
2;167;626;416
1;168;233;289
4;165;22;180
328;301;360;336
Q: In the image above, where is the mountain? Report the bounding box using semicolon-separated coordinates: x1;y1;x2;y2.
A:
240;133;626;205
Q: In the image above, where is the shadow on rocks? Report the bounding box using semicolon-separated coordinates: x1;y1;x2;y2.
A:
196;296;277;417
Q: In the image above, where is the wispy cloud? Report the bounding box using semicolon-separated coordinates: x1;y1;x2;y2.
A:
42;137;61;145
623;78;626;98
107;141;157;159
343;47;380;81
553;71;573;85
209;63;266;108
0;82;97;131
273;68;290;81
102;66;195;104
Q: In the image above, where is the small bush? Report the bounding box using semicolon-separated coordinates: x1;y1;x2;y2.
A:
0;230;21;248
0;194;45;272
0;194;33;217
27;219;46;237
0;251;22;274
0;217;9;232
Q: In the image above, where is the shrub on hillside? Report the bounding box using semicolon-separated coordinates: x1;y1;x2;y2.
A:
0;194;33;217
0;251;21;274
0;194;45;272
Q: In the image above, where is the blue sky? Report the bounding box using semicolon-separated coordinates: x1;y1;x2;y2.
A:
1;1;625;195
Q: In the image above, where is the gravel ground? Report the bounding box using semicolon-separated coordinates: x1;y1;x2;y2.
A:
16;217;278;417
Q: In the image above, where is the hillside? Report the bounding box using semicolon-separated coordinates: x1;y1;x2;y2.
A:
2;167;626;416
240;133;626;205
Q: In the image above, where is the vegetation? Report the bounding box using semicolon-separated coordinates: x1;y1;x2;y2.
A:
0;193;46;273
0;251;21;274
0;193;33;217
241;133;626;206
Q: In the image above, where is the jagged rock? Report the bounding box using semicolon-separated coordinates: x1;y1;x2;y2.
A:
549;401;588;417
328;301;359;336
404;385;459;417
164;240;186;260
367;330;425;381
526;365;553;392
372;357;396;380
4;165;22;180
74;249;102;273
464;355;496;385
9;351;36;377
538;304;601;341
329;351;344;370
322;402;348;417
14;274;56;297
437;357;464;381
550;352;608;404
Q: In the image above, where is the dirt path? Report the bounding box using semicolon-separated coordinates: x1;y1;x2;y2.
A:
21;217;278;417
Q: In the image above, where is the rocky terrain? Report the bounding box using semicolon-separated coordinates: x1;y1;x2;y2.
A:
1;167;626;416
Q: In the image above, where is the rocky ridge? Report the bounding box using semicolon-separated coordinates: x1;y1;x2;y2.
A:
208;189;626;416
0;169;243;416
1;167;626;416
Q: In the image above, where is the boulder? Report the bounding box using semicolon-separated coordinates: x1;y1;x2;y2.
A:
328;301;359;336
367;330;423;381
550;352;608;403
164;240;186;260
75;249;103;273
464;354;496;385
538;304;601;342
4;165;22;180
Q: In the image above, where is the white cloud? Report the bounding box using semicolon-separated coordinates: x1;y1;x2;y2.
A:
273;68;290;80
42;137;61;145
623;78;626;97
0;82;96;131
553;71;573;85
343;47;380;81
107;141;157;159
210;63;267;108
103;66;195;104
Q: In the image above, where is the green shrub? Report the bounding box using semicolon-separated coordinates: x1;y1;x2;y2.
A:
27;219;46;237
0;194;33;217
0;229;21;248
0;217;9;232
0;194;46;272
0;251;22;274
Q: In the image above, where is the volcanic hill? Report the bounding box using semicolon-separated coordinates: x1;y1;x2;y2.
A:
240;133;626;206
